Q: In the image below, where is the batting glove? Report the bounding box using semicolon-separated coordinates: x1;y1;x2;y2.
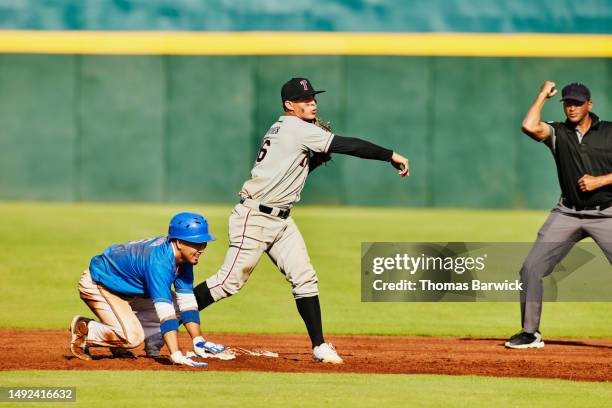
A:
170;350;208;367
193;336;225;356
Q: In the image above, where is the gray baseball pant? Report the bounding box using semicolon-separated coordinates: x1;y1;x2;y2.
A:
206;202;319;301
520;203;612;333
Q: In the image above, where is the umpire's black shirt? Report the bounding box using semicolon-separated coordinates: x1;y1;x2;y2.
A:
545;112;612;208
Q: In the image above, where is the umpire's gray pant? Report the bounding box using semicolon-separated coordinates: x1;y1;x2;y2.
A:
520;203;612;333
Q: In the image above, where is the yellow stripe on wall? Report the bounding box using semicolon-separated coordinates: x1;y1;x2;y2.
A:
0;31;610;57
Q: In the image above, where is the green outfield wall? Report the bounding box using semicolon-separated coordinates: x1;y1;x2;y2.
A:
0;55;610;208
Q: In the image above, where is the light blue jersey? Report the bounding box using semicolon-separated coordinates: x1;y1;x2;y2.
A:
89;236;193;304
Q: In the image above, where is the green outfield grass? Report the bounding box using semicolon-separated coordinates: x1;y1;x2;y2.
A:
0;201;611;338
0;371;610;408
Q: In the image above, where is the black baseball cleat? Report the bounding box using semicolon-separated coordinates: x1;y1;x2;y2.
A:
505;331;545;349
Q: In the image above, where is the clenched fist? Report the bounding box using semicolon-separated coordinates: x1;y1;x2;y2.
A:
539;81;557;99
578;175;603;192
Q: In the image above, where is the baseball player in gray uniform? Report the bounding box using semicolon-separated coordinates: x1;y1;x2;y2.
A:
505;81;612;349
192;78;409;363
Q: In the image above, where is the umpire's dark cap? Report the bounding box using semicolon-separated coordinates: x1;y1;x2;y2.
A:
281;78;325;102
561;83;591;103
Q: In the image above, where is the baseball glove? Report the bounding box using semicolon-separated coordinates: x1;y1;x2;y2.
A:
310;151;333;167
312;116;333;166
313;116;333;133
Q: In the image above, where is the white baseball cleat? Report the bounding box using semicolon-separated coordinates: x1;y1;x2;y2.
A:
313;343;343;364
70;315;92;361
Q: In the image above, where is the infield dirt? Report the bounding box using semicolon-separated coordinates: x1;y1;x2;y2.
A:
2;329;610;382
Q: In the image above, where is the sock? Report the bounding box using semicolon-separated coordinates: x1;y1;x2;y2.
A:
295;295;324;348
194;281;215;311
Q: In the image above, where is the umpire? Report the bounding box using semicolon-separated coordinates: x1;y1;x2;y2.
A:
505;81;612;349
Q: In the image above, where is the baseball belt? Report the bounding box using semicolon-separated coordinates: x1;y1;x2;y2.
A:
240;198;291;219
560;198;612;212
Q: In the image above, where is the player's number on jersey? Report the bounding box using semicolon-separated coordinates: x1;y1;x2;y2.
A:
256;139;271;163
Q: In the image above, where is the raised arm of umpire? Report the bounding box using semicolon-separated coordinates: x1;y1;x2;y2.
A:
521;81;557;141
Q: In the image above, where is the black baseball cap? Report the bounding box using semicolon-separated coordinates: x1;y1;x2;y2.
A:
281;78;325;102
560;83;591;103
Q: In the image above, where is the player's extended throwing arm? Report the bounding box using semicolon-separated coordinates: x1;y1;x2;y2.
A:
321;135;409;176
